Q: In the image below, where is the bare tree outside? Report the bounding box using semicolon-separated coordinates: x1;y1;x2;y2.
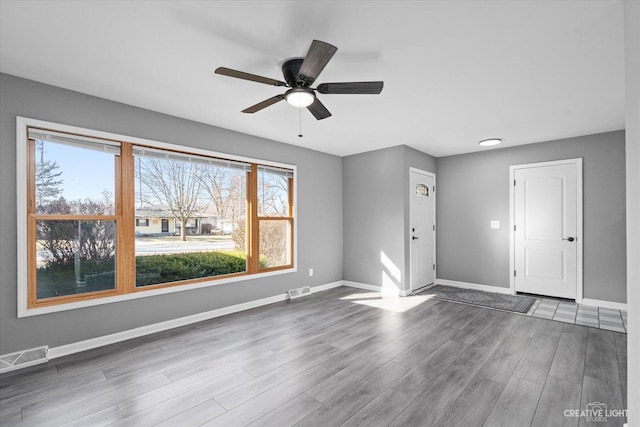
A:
258;168;289;216
136;157;208;241
198;166;246;224
35;140;63;211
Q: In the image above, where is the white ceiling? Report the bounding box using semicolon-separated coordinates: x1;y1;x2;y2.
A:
0;1;625;157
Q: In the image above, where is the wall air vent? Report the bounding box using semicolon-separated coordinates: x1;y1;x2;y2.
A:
0;346;49;373
287;286;312;300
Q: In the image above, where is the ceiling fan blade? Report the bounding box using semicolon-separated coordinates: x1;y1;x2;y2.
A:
215;67;287;87
307;98;332;120
299;40;338;85
316;81;384;95
242;95;285;113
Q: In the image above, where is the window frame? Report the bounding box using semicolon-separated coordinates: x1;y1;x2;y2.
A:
16;117;297;317
26;131;124;308
252;165;295;271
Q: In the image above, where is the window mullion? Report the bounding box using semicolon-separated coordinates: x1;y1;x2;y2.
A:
31;214;119;221
119;143;135;294
248;163;259;274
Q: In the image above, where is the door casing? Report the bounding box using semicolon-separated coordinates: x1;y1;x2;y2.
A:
509;158;583;302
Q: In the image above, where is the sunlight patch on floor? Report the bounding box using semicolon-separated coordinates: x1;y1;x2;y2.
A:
340;292;435;313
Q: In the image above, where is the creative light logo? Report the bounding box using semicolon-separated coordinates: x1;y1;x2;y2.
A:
585;402;608;423
564;402;627;423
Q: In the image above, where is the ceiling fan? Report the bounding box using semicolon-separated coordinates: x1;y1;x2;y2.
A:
215;40;384;120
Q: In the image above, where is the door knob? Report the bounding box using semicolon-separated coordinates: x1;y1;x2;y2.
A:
562;237;575;242
412;236;419;240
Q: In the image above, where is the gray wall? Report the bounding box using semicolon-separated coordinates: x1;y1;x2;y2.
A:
624;1;640;421
0;74;344;355
0;72;628;356
436;131;627;303
343;145;436;291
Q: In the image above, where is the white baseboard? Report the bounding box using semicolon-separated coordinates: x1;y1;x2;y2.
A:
342;280;411;297
581;298;627;311
436;279;515;295
44;281;343;360
342;280;422;297
310;280;344;293
342;280;384;293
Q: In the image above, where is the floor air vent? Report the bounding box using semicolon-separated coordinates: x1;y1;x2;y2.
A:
287;286;311;300
0;346;49;374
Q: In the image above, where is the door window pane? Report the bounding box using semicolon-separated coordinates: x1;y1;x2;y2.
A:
35;220;116;299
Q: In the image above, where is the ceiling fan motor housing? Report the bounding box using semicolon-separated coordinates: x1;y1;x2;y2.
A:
282;58;305;87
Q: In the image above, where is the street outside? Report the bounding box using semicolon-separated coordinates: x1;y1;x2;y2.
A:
36;235;238;266
135;235;236;255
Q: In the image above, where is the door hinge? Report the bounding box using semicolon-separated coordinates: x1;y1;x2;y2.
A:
514;224;516;231
433;185;435;193
433;225;435;231
514;270;517;277
514;179;516;186
433;264;436;270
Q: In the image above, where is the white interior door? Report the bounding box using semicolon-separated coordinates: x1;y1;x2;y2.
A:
410;169;435;293
513;160;581;299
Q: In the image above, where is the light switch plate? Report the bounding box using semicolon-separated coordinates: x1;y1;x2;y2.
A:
490;220;500;229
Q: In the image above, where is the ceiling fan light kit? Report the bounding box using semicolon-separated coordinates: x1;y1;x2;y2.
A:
215;40;384;120
285;88;315;108
479;138;502;146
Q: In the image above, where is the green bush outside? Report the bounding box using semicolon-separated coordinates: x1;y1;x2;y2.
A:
36;258;116;299
36;251;253;297
135;251;248;286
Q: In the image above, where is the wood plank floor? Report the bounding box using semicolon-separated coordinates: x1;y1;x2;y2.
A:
0;286;628;426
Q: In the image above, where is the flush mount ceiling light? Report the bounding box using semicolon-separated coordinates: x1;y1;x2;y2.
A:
285;87;315;108
479;138;502;147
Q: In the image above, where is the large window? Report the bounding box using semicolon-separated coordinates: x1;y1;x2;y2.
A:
20;121;295;313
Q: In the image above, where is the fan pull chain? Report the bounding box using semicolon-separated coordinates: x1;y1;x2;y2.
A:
298;107;303;138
